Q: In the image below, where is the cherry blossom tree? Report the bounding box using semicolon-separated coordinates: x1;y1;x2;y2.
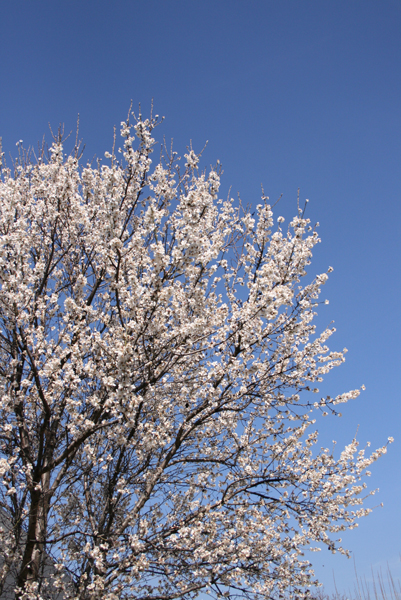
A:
0;111;390;600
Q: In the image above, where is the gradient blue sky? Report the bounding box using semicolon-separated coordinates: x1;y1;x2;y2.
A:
1;1;400;595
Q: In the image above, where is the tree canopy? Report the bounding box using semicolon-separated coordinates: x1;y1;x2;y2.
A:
0;111;389;600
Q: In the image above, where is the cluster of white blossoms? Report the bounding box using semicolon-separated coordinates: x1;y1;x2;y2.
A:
0;111;390;600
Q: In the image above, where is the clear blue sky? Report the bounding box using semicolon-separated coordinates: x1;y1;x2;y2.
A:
1;1;400;595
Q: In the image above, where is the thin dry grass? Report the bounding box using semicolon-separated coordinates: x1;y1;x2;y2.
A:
310;558;401;600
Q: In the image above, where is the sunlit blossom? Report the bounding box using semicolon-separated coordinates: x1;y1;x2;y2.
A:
0;112;388;600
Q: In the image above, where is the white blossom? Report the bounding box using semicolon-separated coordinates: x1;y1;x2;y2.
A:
0;112;388;600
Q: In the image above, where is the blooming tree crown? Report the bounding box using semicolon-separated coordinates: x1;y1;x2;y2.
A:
0;112;389;600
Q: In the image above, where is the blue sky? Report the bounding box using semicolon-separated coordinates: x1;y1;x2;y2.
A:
1;1;400;595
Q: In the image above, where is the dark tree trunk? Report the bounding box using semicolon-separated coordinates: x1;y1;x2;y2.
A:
16;472;51;598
